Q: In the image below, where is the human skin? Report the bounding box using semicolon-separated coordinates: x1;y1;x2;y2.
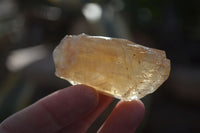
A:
0;85;145;133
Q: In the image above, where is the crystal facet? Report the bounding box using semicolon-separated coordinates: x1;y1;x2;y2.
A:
53;34;170;101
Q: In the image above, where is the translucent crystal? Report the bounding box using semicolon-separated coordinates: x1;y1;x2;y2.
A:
53;34;170;101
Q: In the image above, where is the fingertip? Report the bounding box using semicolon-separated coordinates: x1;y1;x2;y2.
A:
40;84;100;126
117;99;145;118
57;93;114;133
47;84;100;109
66;84;99;105
98;99;145;133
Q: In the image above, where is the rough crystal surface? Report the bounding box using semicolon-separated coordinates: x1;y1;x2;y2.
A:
53;34;170;101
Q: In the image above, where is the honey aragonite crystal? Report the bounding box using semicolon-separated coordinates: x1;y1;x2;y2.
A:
53;34;170;101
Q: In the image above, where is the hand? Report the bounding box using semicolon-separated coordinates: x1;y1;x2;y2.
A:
0;85;145;133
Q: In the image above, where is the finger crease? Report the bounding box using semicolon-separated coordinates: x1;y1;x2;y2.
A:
40;101;64;129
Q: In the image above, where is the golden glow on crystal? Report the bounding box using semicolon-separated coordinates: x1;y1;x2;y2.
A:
53;34;170;101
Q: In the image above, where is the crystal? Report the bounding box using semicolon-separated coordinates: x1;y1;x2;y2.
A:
53;34;170;101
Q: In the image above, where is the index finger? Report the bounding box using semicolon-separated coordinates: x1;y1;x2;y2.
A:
0;85;99;133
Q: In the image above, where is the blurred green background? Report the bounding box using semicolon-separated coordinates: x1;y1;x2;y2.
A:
0;0;200;132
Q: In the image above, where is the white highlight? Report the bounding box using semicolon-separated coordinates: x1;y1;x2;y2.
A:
82;3;102;22
6;45;48;72
89;36;112;40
